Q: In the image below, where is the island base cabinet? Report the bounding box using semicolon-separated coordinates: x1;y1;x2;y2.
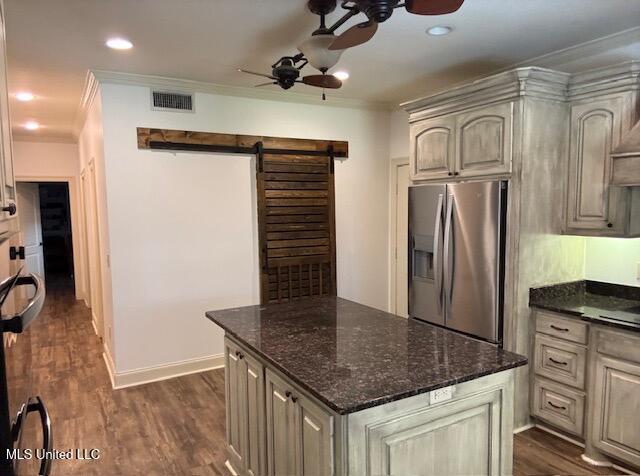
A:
347;371;514;476
224;336;517;476
590;354;640;468
225;338;266;476
265;369;333;476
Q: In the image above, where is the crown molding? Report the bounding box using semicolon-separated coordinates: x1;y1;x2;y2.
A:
510;26;640;71
72;70;100;140
89;69;393;113
401;67;570;118
568;60;640;100
397;26;640;110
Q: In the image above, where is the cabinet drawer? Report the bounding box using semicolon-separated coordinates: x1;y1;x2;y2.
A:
534;334;586;389
535;311;588;344
532;378;585;437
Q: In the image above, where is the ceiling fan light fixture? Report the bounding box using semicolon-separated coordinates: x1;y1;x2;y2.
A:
297;33;343;72
333;71;349;81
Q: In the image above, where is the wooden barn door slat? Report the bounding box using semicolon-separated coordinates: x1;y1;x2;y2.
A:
256;146;336;304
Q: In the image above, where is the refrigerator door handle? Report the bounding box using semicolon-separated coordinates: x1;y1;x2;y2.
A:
443;195;455;320
433;193;444;317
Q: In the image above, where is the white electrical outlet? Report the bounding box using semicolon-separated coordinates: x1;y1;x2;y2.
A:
430;386;453;404
637;262;640;281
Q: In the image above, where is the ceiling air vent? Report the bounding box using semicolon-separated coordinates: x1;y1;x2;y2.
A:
151;90;194;112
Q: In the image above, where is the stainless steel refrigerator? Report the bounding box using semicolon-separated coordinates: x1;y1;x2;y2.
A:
408;180;507;344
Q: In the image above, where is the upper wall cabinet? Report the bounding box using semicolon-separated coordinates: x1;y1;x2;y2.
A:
565;63;640;237
410;116;455;181
566;96;626;234
408;102;513;182
457;102;513;178
0;3;17;239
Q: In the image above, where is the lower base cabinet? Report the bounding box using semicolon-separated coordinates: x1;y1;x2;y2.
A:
531;312;640;472
265;369;333;476
588;330;640;468
225;339;266;476
225;337;516;476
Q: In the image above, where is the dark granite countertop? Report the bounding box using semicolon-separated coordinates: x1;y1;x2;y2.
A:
530;280;640;332
206;296;527;415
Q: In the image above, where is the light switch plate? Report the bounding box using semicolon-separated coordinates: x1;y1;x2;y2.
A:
430;386;453;404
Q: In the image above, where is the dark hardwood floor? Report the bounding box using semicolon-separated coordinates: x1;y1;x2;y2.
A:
19;282;628;475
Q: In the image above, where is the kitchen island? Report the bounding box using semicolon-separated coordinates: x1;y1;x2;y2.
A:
206;297;527;476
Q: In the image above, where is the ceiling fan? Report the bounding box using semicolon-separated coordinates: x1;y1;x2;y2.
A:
302;0;465;51
238;54;342;99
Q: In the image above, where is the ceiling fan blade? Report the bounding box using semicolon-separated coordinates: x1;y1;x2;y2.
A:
328;21;378;51
405;0;464;15
254;82;278;87
238;69;277;80
302;74;342;89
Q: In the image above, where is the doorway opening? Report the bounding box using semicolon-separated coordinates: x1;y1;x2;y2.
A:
16;181;75;292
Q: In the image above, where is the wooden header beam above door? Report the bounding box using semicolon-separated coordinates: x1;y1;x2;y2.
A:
137;128;348;158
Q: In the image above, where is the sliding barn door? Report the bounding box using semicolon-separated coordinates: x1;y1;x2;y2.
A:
257;151;336;304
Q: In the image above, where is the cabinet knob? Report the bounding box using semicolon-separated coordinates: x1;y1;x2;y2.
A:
285;391;292;398
607;223;613;228
2;203;16;216
454;172;460;176
238;353;244;360
447;172;453;176
291;396;298;403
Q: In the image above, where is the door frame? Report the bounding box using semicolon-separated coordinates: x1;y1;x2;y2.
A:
81;160;105;340
388;158;409;315
15;175;84;302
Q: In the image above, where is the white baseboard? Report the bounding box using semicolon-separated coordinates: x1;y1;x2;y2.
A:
534;423;585;447
224;460;238;476
513;422;535;434
91;318;99;337
102;345;116;388
108;354;225;390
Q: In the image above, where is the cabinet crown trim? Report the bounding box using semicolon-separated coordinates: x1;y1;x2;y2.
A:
401;67;570;117
568;61;640;100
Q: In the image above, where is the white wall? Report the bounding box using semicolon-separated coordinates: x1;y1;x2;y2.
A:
97;82;391;375
13;141;79;177
389;109;409;160
585;237;640;286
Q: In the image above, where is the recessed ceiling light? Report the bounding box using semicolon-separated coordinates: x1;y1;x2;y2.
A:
24;121;39;131
333;71;349;81
106;37;133;50
427;26;452;36
15;91;34;102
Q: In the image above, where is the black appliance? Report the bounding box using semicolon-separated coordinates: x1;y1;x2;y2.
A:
0;272;50;476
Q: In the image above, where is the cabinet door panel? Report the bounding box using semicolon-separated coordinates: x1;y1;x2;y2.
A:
266;369;296;476
410;117;455;181
457;102;513;178
225;340;245;469
244;353;265;476
295;394;333;476
566;95;631;234
367;388;503;475
591;354;640;467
